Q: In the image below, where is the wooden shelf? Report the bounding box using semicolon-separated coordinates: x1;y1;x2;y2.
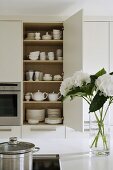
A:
23;101;62;104
23;81;62;83
23;39;63;45
23;60;63;64
23;23;63;29
23;122;63;126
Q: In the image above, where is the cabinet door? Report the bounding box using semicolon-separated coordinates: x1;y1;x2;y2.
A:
0;21;22;82
0;126;21;139
83;21;109;127
22;125;65;139
63;10;83;131
109;22;113;125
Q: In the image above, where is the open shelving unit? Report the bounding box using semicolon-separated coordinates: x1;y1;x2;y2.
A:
23;22;63;125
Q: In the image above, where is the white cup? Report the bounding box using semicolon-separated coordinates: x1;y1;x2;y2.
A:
40;52;46;60
48;52;54;60
48;55;54;60
26;71;34;81
56;49;62;57
48;52;54;57
44;74;52;78
39;72;43;81
34;71;40;81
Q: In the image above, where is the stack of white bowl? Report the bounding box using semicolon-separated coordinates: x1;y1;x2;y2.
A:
47;109;61;118
26;109;45;124
45;109;62;124
26;33;35;40
53;29;62;40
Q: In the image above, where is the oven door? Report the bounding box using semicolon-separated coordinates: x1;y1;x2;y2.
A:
33;154;61;170
0;91;21;125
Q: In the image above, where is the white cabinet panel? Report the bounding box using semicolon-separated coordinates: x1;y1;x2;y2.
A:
0;21;22;82
63;10;83;131
22;125;65;139
0;126;21;139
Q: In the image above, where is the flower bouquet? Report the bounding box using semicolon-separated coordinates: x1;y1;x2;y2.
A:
60;68;113;155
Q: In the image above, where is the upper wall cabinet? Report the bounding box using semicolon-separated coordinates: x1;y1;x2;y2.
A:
0;21;22;82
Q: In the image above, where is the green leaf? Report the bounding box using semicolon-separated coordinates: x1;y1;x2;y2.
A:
89;91;108;112
95;68;106;77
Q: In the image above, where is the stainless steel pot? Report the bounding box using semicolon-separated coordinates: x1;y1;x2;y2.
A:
0;137;39;170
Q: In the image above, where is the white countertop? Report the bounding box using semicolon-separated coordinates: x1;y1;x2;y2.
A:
1;132;113;170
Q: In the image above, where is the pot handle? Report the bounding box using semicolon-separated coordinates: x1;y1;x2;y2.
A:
33;147;40;153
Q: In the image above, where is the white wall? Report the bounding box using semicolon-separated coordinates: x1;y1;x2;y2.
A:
61;0;113;17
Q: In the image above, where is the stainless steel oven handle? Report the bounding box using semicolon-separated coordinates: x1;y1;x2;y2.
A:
30;128;56;131
0;128;12;131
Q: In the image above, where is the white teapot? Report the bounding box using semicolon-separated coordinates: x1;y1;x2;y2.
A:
31;90;48;101
48;92;61;101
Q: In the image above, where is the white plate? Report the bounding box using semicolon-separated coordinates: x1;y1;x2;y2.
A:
45;118;62;124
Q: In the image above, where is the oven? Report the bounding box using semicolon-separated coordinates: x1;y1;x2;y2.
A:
0;82;21;125
33;154;61;170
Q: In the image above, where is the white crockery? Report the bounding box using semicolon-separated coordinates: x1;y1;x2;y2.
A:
26;71;34;81
43;76;52;81
34;71;40;81
26;109;45;121
57;57;63;60
45;118;62;124
40;52;46;60
25;95;31;101
43;74;52;81
48;92;61;101
31;90;48;101
42;32;52;40
53;75;62;81
35;32;41;40
28;119;39;124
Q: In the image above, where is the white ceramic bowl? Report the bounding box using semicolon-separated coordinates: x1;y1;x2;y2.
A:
28;119;39;124
29;55;39;60
26;109;45;121
47;109;61;113
43;76;52;81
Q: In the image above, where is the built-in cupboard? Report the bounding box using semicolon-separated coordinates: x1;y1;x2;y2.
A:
0;11;113;139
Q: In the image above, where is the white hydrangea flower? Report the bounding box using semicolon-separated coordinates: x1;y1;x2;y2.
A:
95;74;113;97
60;77;74;96
72;71;91;87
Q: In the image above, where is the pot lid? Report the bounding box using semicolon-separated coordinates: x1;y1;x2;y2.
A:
0;137;35;154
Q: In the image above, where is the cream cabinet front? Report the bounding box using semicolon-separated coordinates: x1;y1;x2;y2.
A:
22;125;65;139
0;20;22;82
0;126;21;139
63;10;110;132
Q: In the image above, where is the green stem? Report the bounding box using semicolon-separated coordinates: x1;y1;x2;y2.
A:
90;108;109;151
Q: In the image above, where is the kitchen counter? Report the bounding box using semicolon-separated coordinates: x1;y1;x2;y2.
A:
0;132;113;170
24;132;113;170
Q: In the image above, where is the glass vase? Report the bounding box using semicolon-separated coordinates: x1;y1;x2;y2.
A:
89;108;110;156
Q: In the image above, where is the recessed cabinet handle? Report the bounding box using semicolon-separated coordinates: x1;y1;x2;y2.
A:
0;129;12;131
30;128;56;131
